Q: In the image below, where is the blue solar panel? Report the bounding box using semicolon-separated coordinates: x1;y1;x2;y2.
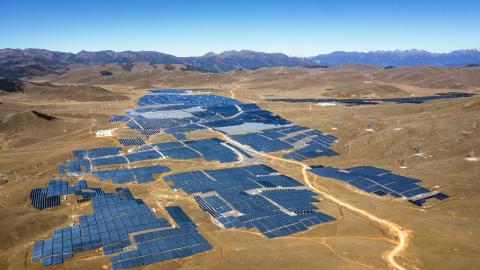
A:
110;115;128;122
118;137;145;146
32;188;211;268
73;147;122;159
93;165;171;184
164;165;335;238
125;150;162;162
91;156;128;166
30;180;116;210
165;206;196;227
59;159;91;175
106;89;338;162
309;165;448;206
122;138;240;163
267;92;475;106
231;133;293;152
137;93;240;107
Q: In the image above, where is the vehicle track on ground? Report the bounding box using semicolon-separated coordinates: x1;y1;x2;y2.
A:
230;78;254;103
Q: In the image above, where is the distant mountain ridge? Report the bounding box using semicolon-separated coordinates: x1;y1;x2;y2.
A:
312;49;480;67
0;48;479;78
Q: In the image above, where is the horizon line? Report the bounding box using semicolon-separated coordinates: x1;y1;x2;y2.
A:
2;47;479;58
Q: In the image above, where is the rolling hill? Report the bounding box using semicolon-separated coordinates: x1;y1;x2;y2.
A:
2;48;479;79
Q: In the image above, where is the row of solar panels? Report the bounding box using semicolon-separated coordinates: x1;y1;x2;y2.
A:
116;90;338;161
32;186;212;268
60;138;247;176
267;92;475;106
231;125;338;158
118;137;145;146
164;165;336;238
93;165;171;184
30;180;114;210
32;88;450;269
309;165;448;206
111;226;212;270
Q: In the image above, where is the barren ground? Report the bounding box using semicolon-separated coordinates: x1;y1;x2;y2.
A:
0;65;479;270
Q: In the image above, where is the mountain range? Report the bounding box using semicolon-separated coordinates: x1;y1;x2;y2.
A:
312;49;480;67
1;48;479;78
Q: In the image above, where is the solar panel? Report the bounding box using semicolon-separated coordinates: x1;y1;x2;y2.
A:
31;187;211;268
118;137;145;146
30;180;116;210
92;165;171;184
106;89;337;161
309;165;448;206
164;165;335;238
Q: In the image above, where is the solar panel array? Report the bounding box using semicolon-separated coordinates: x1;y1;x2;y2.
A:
30;87;452;268
231;125;338;159
93;165;171;184
267;92;476;106
59;138;241;177
111;89;337;161
130;138;240;163
30;180;114;210
59;147;124;175
73;147;122;159
309;165;448;206
32;187;212;268
59;158;92;175
137;91;240;107
118;137;145;146
110;115;128;122
164;165;335;238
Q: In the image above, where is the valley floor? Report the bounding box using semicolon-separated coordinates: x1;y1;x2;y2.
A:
0;65;479;270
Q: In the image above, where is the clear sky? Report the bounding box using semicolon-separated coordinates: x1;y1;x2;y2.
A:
1;0;479;56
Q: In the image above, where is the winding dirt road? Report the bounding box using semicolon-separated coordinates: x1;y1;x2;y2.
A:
223;79;409;270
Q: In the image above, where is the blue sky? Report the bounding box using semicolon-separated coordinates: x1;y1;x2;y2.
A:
1;0;479;56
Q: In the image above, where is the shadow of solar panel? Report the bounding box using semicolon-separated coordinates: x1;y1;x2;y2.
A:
373;190;388;196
